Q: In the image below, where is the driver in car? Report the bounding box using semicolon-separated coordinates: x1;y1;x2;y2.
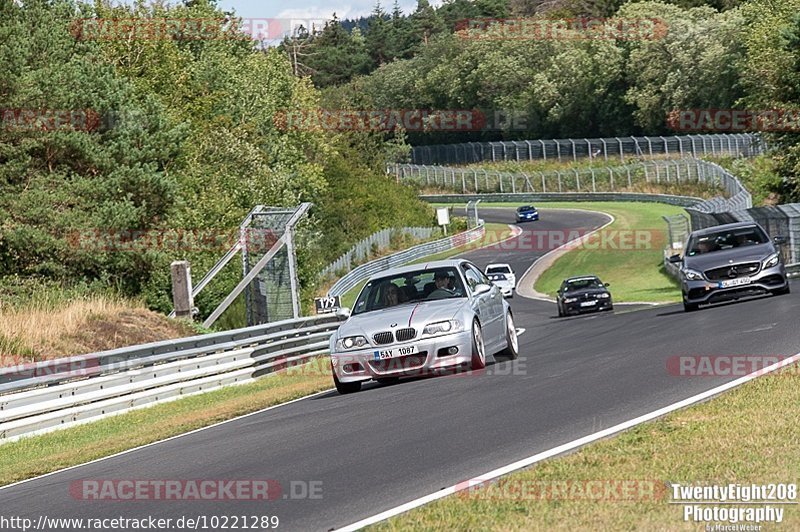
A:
428;270;456;299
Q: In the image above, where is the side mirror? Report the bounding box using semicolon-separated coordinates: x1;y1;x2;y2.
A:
473;283;492;296
604;282;611;287
668;254;683;264
773;235;788;245
336;307;351;318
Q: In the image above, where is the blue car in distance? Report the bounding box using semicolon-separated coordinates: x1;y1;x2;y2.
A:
515;205;539;222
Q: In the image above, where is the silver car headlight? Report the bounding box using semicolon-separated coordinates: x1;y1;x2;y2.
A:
682;268;704;281
563;297;578;303
335;335;368;351
763;253;780;269
423;319;463;336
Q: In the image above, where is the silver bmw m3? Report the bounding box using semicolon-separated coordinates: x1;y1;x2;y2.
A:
329;259;519;394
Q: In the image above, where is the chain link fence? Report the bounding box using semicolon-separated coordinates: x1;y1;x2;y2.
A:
243;207;306;325
320;226;442;280
409;133;766;165
327;223;486;298
390;158;747;196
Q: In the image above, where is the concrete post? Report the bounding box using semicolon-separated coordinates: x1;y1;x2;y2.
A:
171;261;193;319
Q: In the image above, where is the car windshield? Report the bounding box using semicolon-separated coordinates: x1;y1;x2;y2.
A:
686;226;769;256
352;267;467;315
486;266;511;274
517;206;534;212
564;278;604;291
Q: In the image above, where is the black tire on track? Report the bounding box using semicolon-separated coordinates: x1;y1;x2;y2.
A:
497;312;519;361
470;321;486;370
334;374;362;394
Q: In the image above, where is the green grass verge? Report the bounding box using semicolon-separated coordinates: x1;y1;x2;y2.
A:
371;362;800;530
338;223;513;309
529;202;683;303
0;360;333;486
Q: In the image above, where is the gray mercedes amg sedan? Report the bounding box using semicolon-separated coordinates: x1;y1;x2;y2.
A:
668;222;790;312
328;259;519;394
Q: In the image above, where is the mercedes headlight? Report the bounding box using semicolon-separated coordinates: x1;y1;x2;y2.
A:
423;319;463;336
564;297;578;303
336;335;368;351
597;293;610;299
763;253;780;269
682;268;704;281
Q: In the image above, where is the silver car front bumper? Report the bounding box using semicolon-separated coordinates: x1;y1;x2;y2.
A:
331;330;473;383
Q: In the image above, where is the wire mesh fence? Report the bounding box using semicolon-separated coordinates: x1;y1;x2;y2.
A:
409;133;766;165
320;226;442;280
242;206;306;325
389;158;747;197
326;224;486;298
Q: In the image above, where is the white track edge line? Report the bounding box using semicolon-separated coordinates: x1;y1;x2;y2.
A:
335;351;800;531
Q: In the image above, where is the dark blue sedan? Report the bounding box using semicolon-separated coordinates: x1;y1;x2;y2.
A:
515;205;539;222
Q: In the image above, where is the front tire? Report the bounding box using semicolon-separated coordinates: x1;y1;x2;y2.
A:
334;374;361;394
470;320;486;370
497;312;519;360
773;283;791;296
683;299;699;312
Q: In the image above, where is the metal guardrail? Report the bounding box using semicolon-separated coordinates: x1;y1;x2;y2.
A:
0;314;345;441
410;133;765;165
327;223;486;298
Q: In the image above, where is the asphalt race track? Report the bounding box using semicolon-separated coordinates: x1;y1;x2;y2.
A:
2;207;798;531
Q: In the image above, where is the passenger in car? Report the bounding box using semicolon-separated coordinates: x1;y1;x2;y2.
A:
383;283;407;307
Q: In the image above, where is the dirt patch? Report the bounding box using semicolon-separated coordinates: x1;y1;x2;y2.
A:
44;309;195;359
1;301;195;366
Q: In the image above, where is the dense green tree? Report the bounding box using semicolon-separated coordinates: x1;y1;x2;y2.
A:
410;0;447;46
300;15;373;87
365;2;391;66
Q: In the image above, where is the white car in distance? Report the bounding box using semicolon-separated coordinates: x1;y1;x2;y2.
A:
485;263;516;287
485;263;516;298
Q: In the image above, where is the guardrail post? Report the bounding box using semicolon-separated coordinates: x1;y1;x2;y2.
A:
171;261;194;320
